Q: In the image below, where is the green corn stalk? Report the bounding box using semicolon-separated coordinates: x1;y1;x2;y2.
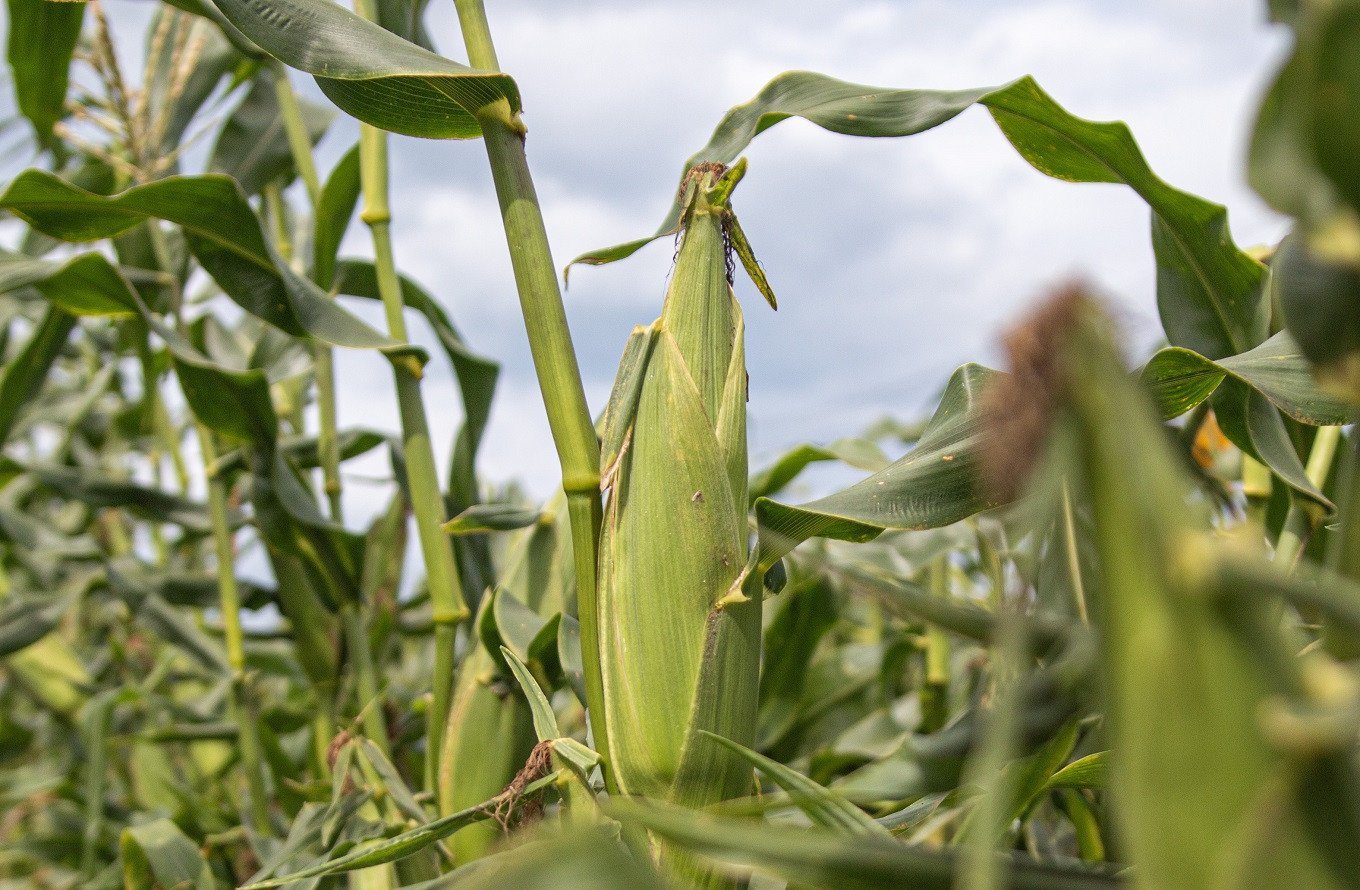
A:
597;160;775;814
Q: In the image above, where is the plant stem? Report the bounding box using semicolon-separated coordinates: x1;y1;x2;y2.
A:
198;426;273;836
919;557;950;733
269;67;345;522
344;602;391;758
958;607;1029;890
271;61;321;205
1275;425;1341;569
351;0;467;801
452;0;611;791
1059;481;1089;624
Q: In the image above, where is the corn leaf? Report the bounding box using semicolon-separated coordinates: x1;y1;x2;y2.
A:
207;0;520;139
607;798;1122;890
755;363;998;571
240;774;560;888
0;305;75;445
120;818;214;890
5;0;84;151
700;731;890;837
0;171;411;357
1143;329;1353;425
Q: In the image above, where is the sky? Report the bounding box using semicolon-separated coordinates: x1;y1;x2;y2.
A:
6;0;1293;519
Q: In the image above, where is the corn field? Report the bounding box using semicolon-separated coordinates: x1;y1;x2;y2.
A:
2;0;1360;887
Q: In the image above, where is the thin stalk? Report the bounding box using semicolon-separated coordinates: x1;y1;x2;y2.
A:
958;608;1029;890
263;183;291;261
270;61;321;205
1275;425;1341;569
452;0;611;791
919;557;950;734
198;426;273;836
1058;481;1089;624
351;0;467;800
270;65;344;521
343;602;391;758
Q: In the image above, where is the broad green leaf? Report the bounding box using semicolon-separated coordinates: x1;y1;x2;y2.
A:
572;73;1265;361
607;799;1121;890
5;0;84;151
1142;330;1353;426
0;170;410;357
700;731;889;837
755;364;999;572
120;818;214;890
210;66;334;196
1215;379;1330;511
208;0;521;139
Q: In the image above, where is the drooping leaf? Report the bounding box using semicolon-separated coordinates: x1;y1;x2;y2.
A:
749;438;891;502
208;0;521;139
443;503;542;535
1142;329;1353;426
572;73;1265;361
314;145;361;290
19;252;280;446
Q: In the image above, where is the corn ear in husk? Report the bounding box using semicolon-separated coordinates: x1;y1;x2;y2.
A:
597;160;772;808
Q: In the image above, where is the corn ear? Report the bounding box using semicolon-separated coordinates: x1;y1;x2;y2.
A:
597;161;768;808
1002;288;1355;888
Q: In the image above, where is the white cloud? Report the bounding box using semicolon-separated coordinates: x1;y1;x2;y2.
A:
28;0;1294;501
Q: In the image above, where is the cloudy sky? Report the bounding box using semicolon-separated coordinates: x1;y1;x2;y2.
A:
15;1;1293;514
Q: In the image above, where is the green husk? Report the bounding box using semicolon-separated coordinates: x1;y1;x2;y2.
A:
596;162;764;815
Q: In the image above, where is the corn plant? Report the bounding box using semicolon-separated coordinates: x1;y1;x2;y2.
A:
6;0;1360;888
